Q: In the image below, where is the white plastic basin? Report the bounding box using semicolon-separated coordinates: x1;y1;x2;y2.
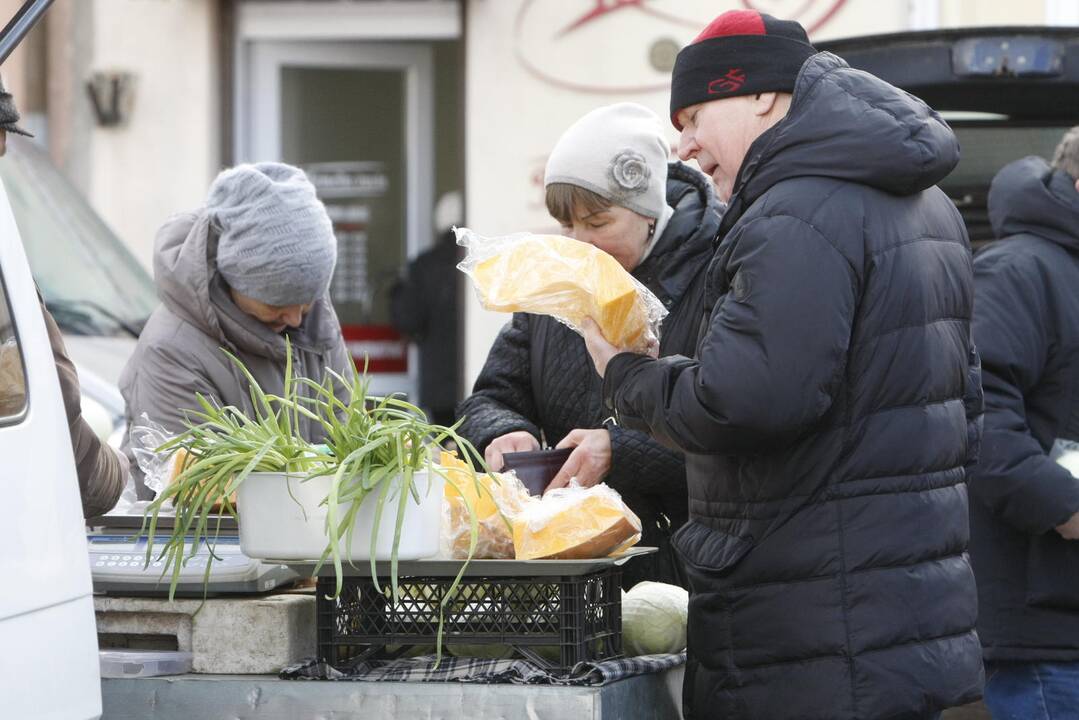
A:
237;468;443;561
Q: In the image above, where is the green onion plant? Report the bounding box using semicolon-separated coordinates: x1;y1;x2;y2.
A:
137;340;490;663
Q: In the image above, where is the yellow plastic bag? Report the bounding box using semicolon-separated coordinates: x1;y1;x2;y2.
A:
456;228;667;353
512;483;641;560
438;451;534;560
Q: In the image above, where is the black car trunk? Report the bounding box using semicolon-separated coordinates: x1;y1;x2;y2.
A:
819;27;1079;248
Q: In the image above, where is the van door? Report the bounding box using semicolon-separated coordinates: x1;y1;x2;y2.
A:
0;175;101;718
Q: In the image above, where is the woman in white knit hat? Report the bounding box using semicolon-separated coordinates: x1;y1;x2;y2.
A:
457;103;725;588
119;162;354;496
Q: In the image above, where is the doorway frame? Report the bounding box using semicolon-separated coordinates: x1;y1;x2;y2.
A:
234;0;461;256
233;3;461;401
242;40;434;260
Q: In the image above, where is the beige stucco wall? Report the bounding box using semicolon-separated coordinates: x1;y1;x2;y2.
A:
86;0;220;269
462;0;915;386
462;0;1076;388
940;0;1047;27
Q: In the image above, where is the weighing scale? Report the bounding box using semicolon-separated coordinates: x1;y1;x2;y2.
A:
86;513;300;596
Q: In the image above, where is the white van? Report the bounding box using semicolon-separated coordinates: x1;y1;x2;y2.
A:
0;173;101;715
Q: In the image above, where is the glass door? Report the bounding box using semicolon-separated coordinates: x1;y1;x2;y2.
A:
244;41;434;399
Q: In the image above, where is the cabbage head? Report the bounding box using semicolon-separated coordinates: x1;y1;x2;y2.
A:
622;581;688;655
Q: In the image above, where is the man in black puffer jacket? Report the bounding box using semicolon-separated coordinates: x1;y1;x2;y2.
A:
968;132;1079;717
458;105;723;590
582;10;983;719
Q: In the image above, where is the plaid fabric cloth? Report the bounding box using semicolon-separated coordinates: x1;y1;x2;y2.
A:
280;651;686;686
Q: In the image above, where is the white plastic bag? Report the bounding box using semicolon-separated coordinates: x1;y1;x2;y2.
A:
456;227;667;353
128;414;182;497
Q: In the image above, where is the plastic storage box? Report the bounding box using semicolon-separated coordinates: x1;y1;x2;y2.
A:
316;564;624;673
99;649;194;678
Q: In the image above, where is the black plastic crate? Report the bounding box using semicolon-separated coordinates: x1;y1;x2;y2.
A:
316;567;623;673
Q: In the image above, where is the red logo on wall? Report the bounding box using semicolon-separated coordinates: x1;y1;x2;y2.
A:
708;68;746;94
514;1;848;95
559;0;647;37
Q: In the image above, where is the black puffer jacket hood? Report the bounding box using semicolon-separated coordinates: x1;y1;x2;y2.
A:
642;161;724;301
989;155;1079;253
724;52;960;230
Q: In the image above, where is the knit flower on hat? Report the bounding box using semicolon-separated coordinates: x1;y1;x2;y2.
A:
608;149;651;196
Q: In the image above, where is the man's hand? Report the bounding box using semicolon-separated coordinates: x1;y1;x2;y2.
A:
484;431;540;471
581;317;657;379
546;428;613;491
1056;510;1079;540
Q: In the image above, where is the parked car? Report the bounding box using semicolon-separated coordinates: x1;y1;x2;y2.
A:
819;26;1079;247
0;135;157;446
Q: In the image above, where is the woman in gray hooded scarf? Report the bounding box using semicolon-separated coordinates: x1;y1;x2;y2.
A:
119;162;354;495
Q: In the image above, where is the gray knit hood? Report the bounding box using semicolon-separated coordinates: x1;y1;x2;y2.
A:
153;211;344;361
206;162;337;307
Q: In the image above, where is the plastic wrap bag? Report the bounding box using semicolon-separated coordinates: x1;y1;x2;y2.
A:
1052;439;1079;478
116;415;219;514
438;451;535;559
512;482;641;560
128;415;183;498
102;415;183;515
455;227;668;353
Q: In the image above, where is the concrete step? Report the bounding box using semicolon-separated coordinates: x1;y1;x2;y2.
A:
94;592;316;674
101;672;684;720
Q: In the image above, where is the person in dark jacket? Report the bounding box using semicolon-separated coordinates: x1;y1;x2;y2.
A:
457;102;723;589
582;10;983;719
968;131;1079;718
389;192;462;427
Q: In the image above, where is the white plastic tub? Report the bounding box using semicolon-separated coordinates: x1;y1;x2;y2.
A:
236;468;443;561
99;649;193;679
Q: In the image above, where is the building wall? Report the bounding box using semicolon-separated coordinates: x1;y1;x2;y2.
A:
461;0;1077;387
86;0;221;269
462;0;909;385
940;0;1046;27
0;0;47;130
3;0;1072;391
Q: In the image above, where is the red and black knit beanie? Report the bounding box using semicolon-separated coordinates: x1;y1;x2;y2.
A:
670;10;817;130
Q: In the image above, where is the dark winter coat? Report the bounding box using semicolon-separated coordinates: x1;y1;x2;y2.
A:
390;230;461;426
457;162;723;589
968;156;1079;662
603;53;983;719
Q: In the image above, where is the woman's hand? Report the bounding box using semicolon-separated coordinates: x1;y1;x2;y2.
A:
546;428;612;491
484;431;540;471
